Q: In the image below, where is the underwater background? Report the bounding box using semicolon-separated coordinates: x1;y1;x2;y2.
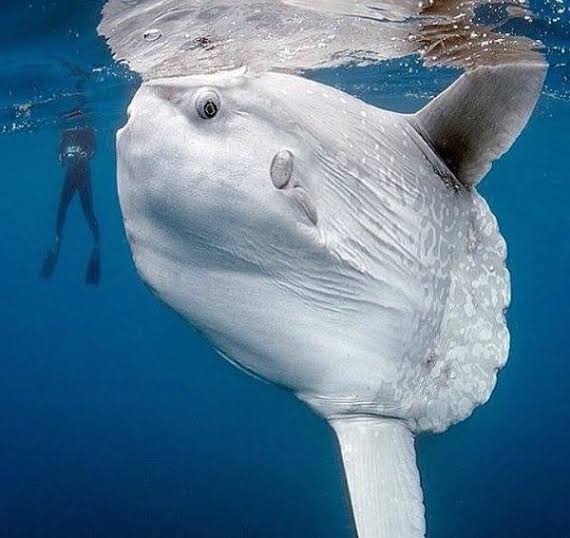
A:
0;1;569;537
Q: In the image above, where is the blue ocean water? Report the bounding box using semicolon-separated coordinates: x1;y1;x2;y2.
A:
0;1;569;537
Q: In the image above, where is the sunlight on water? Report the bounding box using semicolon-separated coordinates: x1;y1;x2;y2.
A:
98;0;544;76
0;0;567;135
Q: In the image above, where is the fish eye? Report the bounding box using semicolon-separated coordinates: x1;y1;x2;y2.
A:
195;90;221;119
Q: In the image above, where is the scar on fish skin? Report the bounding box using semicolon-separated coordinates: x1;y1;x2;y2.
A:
195;35;213;49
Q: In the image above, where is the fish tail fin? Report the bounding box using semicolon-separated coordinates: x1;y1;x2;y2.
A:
330;417;425;538
410;62;547;188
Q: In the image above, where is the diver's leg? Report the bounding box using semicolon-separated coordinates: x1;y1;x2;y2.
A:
77;177;99;245
40;175;76;279
78;178;101;285
55;174;76;239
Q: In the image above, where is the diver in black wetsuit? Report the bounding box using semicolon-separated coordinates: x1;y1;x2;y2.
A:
40;125;101;284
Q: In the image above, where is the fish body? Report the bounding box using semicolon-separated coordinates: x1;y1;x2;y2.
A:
117;64;545;537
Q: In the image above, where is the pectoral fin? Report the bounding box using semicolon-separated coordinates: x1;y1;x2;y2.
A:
290;186;319;225
270;148;319;225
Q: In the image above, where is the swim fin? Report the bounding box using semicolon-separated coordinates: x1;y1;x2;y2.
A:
40;240;61;279
85;246;101;285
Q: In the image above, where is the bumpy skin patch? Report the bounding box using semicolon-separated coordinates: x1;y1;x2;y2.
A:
406;193;511;433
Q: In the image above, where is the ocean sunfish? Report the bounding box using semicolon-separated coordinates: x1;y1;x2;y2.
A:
116;62;546;537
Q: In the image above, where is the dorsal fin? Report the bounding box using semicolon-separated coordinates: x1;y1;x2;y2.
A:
411;62;547;187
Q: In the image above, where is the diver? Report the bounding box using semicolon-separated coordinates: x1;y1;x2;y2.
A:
40;125;101;285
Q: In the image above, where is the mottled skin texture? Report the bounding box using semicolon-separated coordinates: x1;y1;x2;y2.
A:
117;69;508;430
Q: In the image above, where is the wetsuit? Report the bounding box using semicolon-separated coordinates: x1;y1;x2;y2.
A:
40;126;101;284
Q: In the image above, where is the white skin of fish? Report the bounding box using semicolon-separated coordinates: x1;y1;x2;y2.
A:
116;64;544;538
118;69;472;421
